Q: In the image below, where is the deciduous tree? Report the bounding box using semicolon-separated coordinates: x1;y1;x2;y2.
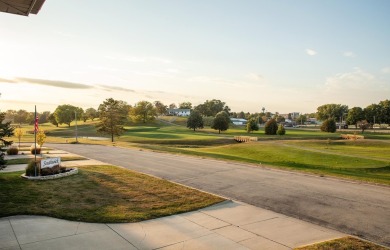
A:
179;102;192;109
187;110;204;131
85;108;98;121
211;111;230;134
346;107;365;128
316;104;348;121
130;101;157;123
154;101;168;115
246;118;259;133
54;104;80;127
96;98;129;142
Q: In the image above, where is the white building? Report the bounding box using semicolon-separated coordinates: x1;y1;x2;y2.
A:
230;118;247;125
167;109;191;116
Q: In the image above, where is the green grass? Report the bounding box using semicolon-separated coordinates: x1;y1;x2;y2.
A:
8;121;390;185
141;140;390;185
295;236;388;250
0;165;224;223
6;156;87;165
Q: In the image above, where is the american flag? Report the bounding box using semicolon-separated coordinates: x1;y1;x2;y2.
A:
34;116;39;132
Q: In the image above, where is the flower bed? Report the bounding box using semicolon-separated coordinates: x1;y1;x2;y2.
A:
21;168;78;180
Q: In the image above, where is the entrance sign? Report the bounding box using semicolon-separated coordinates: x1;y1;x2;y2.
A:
41;158;61;169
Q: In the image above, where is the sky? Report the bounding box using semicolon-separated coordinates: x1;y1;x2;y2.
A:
0;0;389;114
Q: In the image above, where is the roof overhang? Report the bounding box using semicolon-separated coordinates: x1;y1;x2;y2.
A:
0;0;46;16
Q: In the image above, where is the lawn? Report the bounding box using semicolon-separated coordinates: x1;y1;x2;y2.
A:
295;236;388;250
0;165;224;223
142;140;390;185
7;120;390;185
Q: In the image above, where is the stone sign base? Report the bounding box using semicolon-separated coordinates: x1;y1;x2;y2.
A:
21;168;78;181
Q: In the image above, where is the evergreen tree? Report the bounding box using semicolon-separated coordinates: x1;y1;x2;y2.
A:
0;112;14;168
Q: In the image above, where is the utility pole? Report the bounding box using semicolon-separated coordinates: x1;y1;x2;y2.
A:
75;111;78;142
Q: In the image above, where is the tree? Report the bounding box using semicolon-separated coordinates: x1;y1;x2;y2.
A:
320;118;337;133
346;107;365;128
195;99;226;116
85;108;98;121
357;120;371;133
14;126;24;148
379;99;390;125
179;102;192;109
39;111;51;124
264;119;278;135
54;104;79;127
277;124;286;135
316;104;348;121
14;109;29;124
130;101;157;123
96;98;129;142
296;115;306;125
364;104;381;124
169;103;177;109
237;111;245;119
48;113;58;127
37;130;46;148
0;112;14;168
187;110;204;131
211;111;230;134
246;118;259;133
154;101;168;115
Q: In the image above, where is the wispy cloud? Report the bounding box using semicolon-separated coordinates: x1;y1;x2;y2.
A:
107;55;172;64
246;73;263;81
16;78;93;89
381;67;390;74
0;78;17;83
306;49;317;56
343;51;356;58
98;84;135;92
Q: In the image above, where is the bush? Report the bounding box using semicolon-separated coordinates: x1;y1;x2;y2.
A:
277;124;286;135
25;160;40;176
6;146;19;155
30;143;41;154
30;147;41;154
264;119;278;135
321;118;337;133
41;165;61;176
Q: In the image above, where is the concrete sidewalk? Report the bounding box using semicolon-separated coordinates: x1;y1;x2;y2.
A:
0;201;344;250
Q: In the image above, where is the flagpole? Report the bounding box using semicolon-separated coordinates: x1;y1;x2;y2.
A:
34;105;37;176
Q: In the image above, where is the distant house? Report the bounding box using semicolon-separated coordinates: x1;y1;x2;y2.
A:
167;109;191;116
230;118;247;125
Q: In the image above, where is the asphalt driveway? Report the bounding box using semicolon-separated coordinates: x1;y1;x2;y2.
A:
50;143;390;247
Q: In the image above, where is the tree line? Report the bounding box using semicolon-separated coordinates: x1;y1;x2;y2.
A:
317;100;390;127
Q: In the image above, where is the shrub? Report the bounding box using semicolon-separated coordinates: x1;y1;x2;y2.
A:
41;165;61;176
277;124;286;135
26;160;40;176
30;143;41;154
264;119;278;135
246;118;259;133
321;118;337;133
6;146;19;155
30;147;41;154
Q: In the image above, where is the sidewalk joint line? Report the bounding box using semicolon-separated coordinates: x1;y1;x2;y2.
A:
106;224;140;250
8;218;22;250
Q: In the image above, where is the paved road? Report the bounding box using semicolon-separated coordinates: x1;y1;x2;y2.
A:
51;143;390;247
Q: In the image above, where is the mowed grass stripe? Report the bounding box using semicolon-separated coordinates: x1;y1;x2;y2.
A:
0;165;224;223
141;142;390;185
